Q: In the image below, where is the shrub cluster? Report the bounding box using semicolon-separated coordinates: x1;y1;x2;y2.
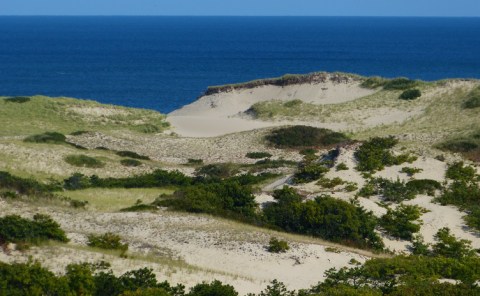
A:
0;214;68;245
64;154;105;168
400;166;423;176
358;178;417;203
383;77;418;90
265;126;349;149
0;171;54;196
24;132;66;144
360;76;388;89
354;137;416;172
438;132;480;162
267;237;290;253
115;151;150;160
4;96;31;103
379;204;423;240
245;152;272;159
120;159;142;167
436;162;480;230
263;187;383;250
87;233;129;256
464;86;480;109
399;88;422;100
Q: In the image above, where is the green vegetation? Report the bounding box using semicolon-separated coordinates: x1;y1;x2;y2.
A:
24;131;67;144
436;162;480;230
265;126;349;149
399;89;422;100
245;152;273;159
438;131;480;162
267;237;290;253
293;161;329;184
336;162;348;171
358;178;417;203
186;158;203;165
87;233;129;255
0;214;68;245
0;170;55;196
316;177;345;189
283;99;303;108
4;96;31;103
115;151;150;160
383;78;419;90
263;187;383;250
360;76;388;89
0;95;169;137
464;85;480;109
400;166;423;176
121;159;142;167
64;154;105;168
63;170;191;190
379;205;423;240
195;163;238;179
354;137;416;172
405;179;442;196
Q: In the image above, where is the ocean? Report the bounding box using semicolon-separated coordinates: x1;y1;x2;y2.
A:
0;16;479;113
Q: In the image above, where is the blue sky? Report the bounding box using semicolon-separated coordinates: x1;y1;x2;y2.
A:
1;0;479;16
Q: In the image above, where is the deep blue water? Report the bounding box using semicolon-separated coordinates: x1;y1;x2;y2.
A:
1;16;479;113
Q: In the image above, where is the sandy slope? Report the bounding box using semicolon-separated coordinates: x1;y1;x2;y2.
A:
168;79;375;137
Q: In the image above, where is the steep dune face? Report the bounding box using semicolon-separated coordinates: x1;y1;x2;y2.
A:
170;78;375;117
168;73;376;137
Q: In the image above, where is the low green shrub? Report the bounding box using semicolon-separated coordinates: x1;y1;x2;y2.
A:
245;152;272;159
120;159;142;167
195;163;238;179
360;76;388;89
0;214;68;245
464;86;480;109
379;205;423;240
115;151;150;160
265;126;349;149
383;78;418;90
186;158;203;165
406;179;442;196
70;199;88;209
267;237;290;253
24;132;66;144
358;178;417;203
344;182;358;192
4;96;31;103
445;162;477;182
0;171;54;196
399;89;422;100
283;99;302;108
87;233;128;255
293;162;329;183
316;177;345;188
336;162;349;171
355;137;415;172
64;155;105;168
70;130;90;136
400;166;423;176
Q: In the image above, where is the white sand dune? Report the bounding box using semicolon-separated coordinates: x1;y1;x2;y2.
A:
168;77;375;137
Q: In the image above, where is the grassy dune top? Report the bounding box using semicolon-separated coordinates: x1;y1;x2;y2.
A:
0;95;169;137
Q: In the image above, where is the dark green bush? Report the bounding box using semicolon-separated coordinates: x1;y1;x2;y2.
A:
64;155;105;168
70;199;88;209
336;162;349;171
24;132;66;144
121;159;142;167
0;214;68;245
263;187;383;250
187;280;238;296
245;152;272;159
4;96;31;103
400;166;422;176
360;76;388;89
293;161;329;183
70;130;90;136
186;158;203;165
405;179;442;196
379;205;423;240
265;126;349;149
445;162;476;182
399;89;422;100
355;137;415;172
439;139;478;152
464;86;480;109
195;163;238;179
115;151;150;160
0;171;53;196
433;227;475;259
267;237;290;253
87;233;129;255
383;78;418;90
358;178;417;203
316;177;345;188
